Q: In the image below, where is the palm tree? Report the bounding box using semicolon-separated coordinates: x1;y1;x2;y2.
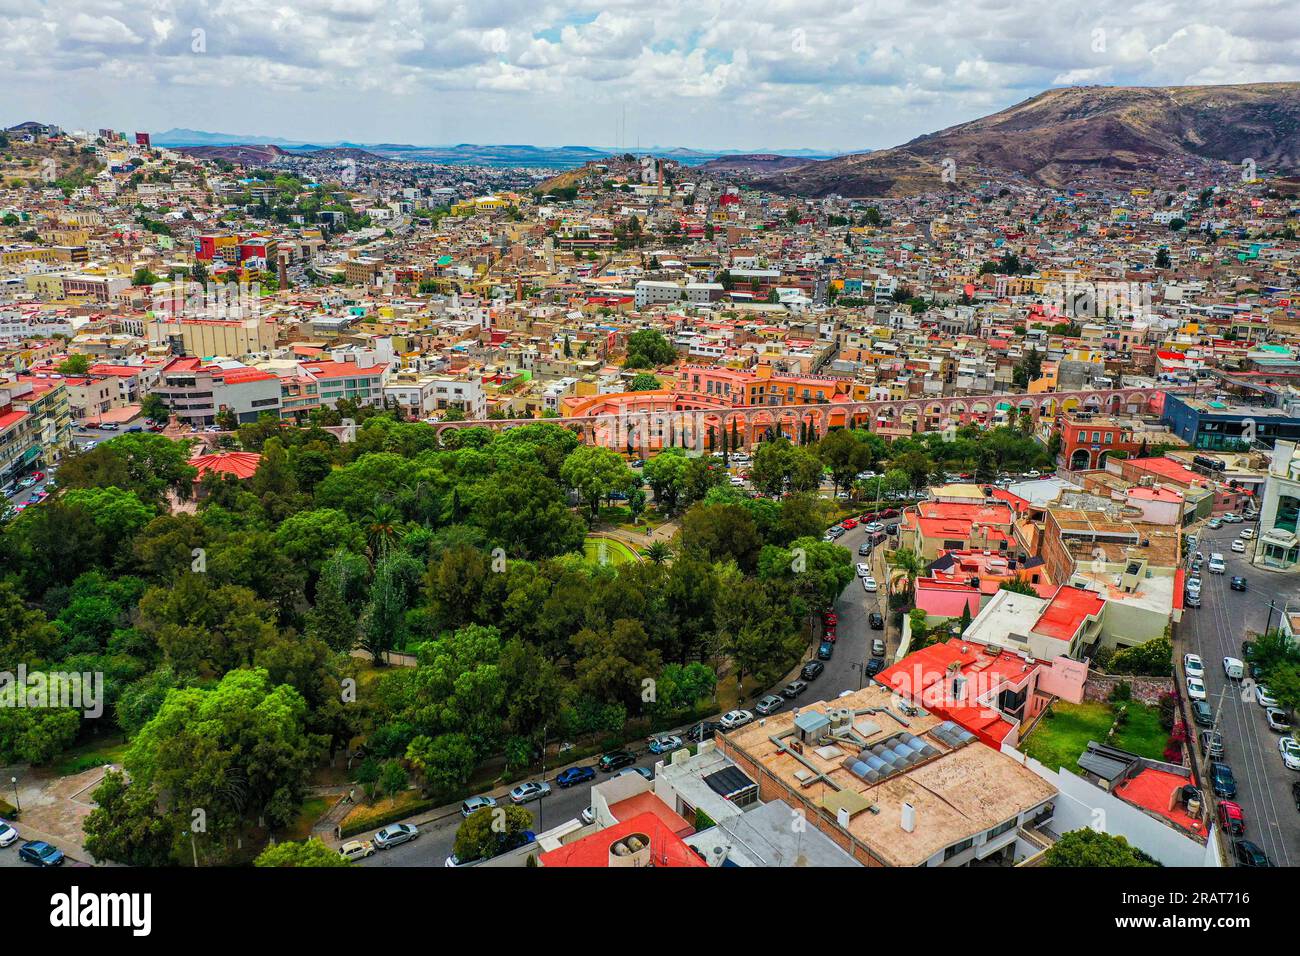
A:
644;541;672;564
887;547;924;598
365;501;405;562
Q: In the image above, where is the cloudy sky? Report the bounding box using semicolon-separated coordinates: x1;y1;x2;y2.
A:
1;0;1298;152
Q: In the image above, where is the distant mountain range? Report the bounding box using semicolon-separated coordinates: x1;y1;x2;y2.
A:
152;128;836;168
753;82;1300;197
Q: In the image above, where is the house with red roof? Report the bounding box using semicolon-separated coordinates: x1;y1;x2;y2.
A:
537;812;706;868
878;637;1089;748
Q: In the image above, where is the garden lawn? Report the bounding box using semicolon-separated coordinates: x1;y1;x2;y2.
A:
1020;700;1167;773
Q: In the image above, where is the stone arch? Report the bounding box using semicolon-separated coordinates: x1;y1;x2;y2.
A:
1070;448;1093;470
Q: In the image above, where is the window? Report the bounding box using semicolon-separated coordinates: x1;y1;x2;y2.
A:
987;818;1018;839
944;837;975;860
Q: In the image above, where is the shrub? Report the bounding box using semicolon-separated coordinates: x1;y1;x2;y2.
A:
1158;692;1177;731
1109;681;1132;703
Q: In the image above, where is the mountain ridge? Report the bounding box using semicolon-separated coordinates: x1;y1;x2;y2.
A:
753;82;1300;197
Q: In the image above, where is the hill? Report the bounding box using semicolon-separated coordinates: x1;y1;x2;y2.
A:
754;83;1300;197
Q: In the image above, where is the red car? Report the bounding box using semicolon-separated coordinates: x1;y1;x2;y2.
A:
823;612;838;627
860;511;878;522
1217;800;1245;836
823;628;837;643
841;517;858;529
30;471;45;482
880;508;899;518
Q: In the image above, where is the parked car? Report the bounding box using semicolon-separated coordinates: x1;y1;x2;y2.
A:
0;819;17;848
1186;676;1207;701
556;766;596;789
720;709;754;730
460;795;498;817
782;679;809;699
1208;518;1222;529
841;517;858;529
510;781;552;804
614;766;652;781
1200;730;1224;759
1223;657;1244;680
871;638;886;658
865;657;886;677
1231;539;1246;553
1239;527;1255;539
1266;708;1292;733
861;576;878;592
580;806;596;825
858;543;871;556
817;641;834;660
1217;801;1246;836
755;694;785;716
822;628;836;643
339;839;375;861
1256;685;1280;707
1230;576;1248;592
800;660;824;682
597;750;636;772
1191;700;1214;727
18;841;64;866
869;611;885;630
1278;736;1300;770
856;562;872;578
647;734;683;755
686;721;719;742
1210;762;1237;798
1222;512;1242;523
1233;839;1271;867
1183;653;1204;678
373;823;419;849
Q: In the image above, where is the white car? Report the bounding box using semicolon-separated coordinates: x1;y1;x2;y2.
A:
1256;685;1280;707
856;563;872;578
1231;539;1246;553
861;576;878;592
864;522;885;533
1025;470;1041;478
1222;512;1242;523
1239;527;1255;539
373;823;419;849
580;805;596;825
1279;737;1300;771
720;709;754;730
1183;654;1204;679
509;781;552;804
1186;677;1207;701
0;819;17;848
338;839;375;861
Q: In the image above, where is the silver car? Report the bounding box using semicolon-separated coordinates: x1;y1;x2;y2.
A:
373;823;419;849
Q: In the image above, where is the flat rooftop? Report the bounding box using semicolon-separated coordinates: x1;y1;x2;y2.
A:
720;684;1056;867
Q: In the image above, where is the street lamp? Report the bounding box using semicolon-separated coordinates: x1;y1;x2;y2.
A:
10;775;19;813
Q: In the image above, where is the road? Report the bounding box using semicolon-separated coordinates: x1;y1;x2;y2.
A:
354;750;665;868
1179;520;1300;867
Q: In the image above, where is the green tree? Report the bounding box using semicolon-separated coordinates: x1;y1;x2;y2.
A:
1044;828;1158;867
255;837;350;867
453;804;534;864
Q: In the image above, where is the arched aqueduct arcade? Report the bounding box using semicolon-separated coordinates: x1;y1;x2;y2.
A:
433;385;1192;454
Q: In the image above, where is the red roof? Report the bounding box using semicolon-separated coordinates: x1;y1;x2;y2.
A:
1033;586;1105;642
537;811;706;868
1113;768;1206;835
191;451;262;481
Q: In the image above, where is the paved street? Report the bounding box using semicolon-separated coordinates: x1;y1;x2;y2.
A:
1179;521;1300;867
